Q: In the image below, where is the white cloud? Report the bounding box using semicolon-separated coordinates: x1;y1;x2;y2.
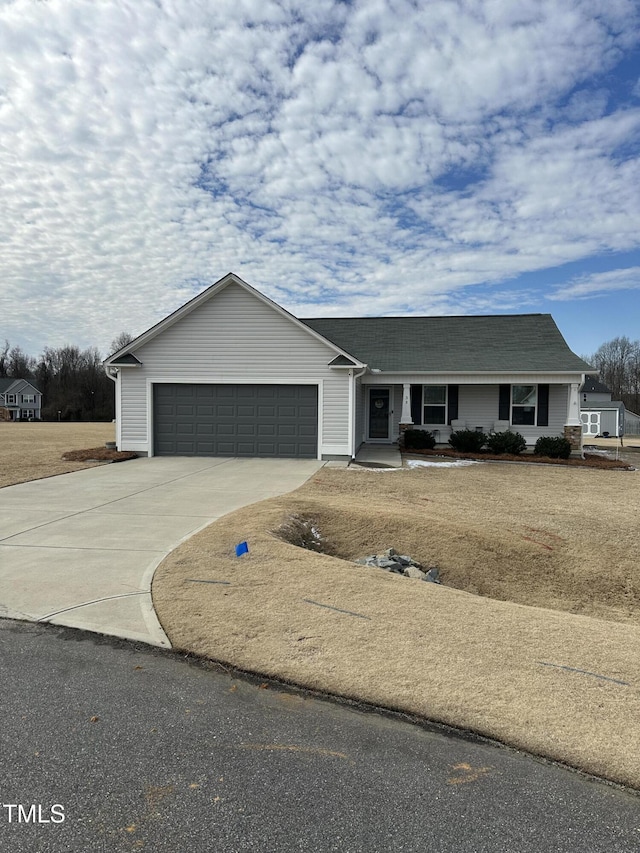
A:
0;0;639;354
549;266;640;300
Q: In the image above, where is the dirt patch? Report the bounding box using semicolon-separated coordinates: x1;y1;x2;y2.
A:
0;422;116;488
153;462;640;789
61;447;137;463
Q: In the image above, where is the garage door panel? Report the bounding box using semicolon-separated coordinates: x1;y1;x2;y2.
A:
277;406;296;417
277;424;296;437
153;384;318;458
216;423;236;436
216;405;235;416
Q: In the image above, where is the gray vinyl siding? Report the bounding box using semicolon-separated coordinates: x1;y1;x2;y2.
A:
354;376;365;450
458;385;500;431
120;374;148;444
322;377;349;446
583;392;611;403
118;282;350;455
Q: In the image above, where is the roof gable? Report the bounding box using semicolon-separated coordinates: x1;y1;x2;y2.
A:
303;314;591;373
581;374;611;395
105;272;364;367
0;378;40;395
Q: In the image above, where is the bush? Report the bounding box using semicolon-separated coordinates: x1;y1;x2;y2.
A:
448;429;486;453
485;430;526;455
534;436;572;459
402;428;437;450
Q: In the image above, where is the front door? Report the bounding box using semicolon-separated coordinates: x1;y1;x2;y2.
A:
368;388;391;440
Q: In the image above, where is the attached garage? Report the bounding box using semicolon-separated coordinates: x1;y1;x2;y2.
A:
153;383;318;458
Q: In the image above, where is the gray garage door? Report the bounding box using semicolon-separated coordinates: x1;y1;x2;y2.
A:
153;384;318;458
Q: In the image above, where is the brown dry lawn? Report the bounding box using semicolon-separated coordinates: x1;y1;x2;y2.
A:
154;457;640;789
0;422;116;488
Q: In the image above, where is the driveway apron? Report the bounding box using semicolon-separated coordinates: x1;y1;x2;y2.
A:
0;457;323;646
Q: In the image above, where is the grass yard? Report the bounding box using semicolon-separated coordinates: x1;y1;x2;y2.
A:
0;422;116;488
153;459;640;788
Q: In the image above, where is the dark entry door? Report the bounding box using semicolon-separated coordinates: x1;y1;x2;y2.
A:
368;388;390;439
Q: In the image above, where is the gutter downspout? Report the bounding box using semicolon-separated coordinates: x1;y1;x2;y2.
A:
105;366;120;450
349;366;368;459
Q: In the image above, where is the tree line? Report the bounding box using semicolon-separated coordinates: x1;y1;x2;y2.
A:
0;333;132;422
584;336;640;415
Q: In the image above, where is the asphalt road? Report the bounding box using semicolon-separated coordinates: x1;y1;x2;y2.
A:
0;620;638;853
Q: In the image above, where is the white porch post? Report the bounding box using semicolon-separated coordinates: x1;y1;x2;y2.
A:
400;383;413;425
566;382;581;425
564;381;583;458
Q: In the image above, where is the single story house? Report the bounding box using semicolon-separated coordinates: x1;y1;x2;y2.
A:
0;378;42;421
104;272;591;460
580;375;640;437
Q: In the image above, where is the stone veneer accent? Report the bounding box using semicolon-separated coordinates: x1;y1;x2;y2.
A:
564;424;583;458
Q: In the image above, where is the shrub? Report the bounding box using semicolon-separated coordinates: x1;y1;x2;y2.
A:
448;429;486;453
485;430;526;455
534;436;572;459
402;428;437;450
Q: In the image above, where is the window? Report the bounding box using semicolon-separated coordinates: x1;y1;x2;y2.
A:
512;385;536;425
22;394;35;404
7;394;16;405
422;385;447;424
21;409;35;420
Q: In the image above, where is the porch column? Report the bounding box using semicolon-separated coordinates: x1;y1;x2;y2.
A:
400;383;413;425
566;382;581;425
564;382;583;458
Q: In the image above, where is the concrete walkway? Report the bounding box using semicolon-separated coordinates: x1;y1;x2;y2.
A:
353;443;402;468
0;457;322;646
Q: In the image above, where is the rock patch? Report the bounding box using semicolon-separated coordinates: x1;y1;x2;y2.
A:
355;548;440;583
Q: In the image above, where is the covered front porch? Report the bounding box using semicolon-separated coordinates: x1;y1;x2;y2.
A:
358;378;584;453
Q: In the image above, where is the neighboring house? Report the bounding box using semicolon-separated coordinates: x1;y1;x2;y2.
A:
0;378;42;421
580;375;640;437
104;272;591;460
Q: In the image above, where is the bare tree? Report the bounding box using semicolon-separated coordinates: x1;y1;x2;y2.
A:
0;340;9;377
587;336;640;413
5;345;36;379
109;331;135;356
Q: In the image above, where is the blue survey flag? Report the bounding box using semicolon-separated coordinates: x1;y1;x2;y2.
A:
235;541;249;557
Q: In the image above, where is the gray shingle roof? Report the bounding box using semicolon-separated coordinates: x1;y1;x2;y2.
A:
0;377;41;394
302;314;591;373
581;374;610;394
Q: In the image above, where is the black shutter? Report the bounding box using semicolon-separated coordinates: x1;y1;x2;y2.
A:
447;385;459;424
537;384;549;427
410;385;422;425
499;385;510;421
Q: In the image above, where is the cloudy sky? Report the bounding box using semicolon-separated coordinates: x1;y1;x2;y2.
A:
1;0;639;360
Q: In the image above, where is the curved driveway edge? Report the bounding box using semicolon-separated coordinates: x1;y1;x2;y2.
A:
0;457;324;646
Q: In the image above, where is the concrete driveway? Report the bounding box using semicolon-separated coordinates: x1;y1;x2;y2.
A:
0;456;323;646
